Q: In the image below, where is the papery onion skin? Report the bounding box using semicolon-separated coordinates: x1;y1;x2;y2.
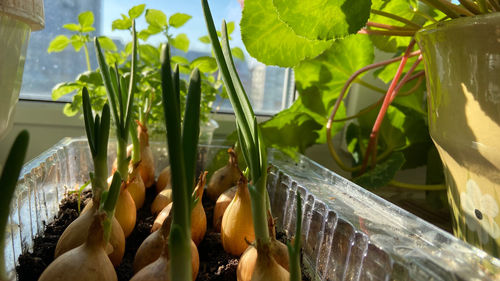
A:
137;121;155;188
237;243;289;281
191;172;208;245
131;239;199;281
156;166;171;194
40;214;118;281
54;203;125;266
221;175;254;256
213;186;237;232
133;229;166;273
152;173;207;246
151;187;172;215
127;165;146;209
206;148;240;202
115;184;137;237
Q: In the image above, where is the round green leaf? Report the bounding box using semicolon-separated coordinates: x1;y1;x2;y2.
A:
112;15;132;30
231;47;245;60
226;21;235;35
78;11;94;27
47;35;70;53
139;44;160;65
98;36;117;51
170;33;189;52
52;82;81;100
198;36;211;44
146;9;167;28
81;26;96;33
63;23;81;32
169;13;192;28
273;0;370;40
171;56;190;65
190;56;217;73
70;34;84;52
241;0;333;67
129;4;146;19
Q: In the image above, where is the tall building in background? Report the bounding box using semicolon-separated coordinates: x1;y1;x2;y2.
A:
21;0;102;100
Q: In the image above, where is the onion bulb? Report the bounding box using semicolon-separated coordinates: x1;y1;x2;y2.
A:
130;239;199;281
115;180;137;237
221;174;255;256
39;213;118;281
238;243;289;281
134;209;173;273
54;202;125;266
132;211;199;281
151;186;172;215
127;163;146;209
136;121;155;188
206;148;241;202
237;215;290;280
156;166;171;194
152;172;208;246
213;186;236;232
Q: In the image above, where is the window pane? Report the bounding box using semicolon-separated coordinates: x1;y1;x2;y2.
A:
20;0;294;114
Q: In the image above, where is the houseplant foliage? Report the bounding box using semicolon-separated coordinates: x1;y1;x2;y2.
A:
241;0;500;255
241;0;478;193
47;4;244;130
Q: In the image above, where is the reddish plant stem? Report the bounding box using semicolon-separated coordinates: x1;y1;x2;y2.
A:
358;28;416;36
361;40;417;172
366;21;418;31
326;50;421;172
390;56;423;102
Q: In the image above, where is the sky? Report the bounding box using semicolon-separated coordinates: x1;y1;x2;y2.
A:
101;0;244;52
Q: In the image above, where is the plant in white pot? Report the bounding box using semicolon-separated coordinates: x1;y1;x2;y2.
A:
238;0;500;257
0;0;44;139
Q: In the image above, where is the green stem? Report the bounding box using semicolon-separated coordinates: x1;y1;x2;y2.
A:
370;9;422;28
161;44;192;281
458;0;481;14
355;79;387;94
249;173;270;245
420;0;461;18
83;42;92;72
358;28;416;36
116;136;128;178
478;0;489;12
389;180;445;191
130;122;141;165
0;131;29;280
101;172;122;243
288;191;302;281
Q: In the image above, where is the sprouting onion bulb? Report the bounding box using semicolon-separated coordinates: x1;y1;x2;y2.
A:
221;173;255;256
133;211;199;278
238;243;289;281
156;166;171;194
132;210;199;281
130;238;199;281
54;203;125;267
39;213;118;281
206;148;241;202
213;185;236;232
127;162;146;209
152;172;208;246
237;215;289;281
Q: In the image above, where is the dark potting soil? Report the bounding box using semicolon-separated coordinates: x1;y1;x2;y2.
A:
16;185;310;281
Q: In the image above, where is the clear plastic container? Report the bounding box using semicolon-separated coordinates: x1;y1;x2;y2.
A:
8;137;500;280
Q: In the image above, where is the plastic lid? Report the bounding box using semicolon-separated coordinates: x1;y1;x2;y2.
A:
0;0;44;31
